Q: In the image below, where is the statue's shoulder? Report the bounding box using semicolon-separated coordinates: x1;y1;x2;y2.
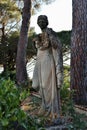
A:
47;28;62;46
47;28;57;37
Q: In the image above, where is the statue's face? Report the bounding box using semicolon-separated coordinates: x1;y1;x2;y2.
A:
38;19;48;30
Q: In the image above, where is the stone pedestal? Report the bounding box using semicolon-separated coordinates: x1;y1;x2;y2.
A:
39;125;68;130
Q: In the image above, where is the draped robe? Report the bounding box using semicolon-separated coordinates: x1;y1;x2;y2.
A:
32;28;63;118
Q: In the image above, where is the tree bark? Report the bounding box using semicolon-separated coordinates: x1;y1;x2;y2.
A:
71;0;87;105
16;0;31;86
1;23;7;72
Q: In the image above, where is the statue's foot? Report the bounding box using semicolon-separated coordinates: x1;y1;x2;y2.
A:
52;117;65;125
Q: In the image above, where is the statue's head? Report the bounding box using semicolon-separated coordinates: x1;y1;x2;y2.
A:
37;15;49;30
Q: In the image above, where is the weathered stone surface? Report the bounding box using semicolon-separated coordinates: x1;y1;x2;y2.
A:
32;15;63;119
39;125;68;130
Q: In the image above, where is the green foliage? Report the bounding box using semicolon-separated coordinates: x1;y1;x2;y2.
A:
66;100;87;130
0;31;18;71
61;65;70;101
27;32;37;59
0;30;36;72
0;78;24;129
0;0;21;71
0;78;42;130
0;0;21;24
60;81;70;115
57;31;71;52
60;65;87;129
61;89;87;129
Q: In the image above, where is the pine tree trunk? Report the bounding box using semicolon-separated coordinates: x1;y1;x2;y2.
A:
16;0;31;86
1;23;7;72
71;0;87;105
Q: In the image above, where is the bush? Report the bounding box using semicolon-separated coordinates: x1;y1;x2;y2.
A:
0;78;41;130
60;77;87;130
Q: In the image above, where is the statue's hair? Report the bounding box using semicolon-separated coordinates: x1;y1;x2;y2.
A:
37;15;49;26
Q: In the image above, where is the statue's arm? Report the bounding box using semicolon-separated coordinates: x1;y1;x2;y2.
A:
56;46;63;88
47;29;60;49
51;36;60;49
52;41;63;88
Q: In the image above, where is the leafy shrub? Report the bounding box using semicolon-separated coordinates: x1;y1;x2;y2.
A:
66;100;87;130
60;65;70;114
0;70;16;81
61;88;87;129
0;78;41;130
60;65;87;129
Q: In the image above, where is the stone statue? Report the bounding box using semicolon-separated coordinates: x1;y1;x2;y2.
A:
32;15;63;119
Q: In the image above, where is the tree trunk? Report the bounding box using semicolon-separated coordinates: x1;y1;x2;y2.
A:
71;0;87;105
16;0;31;86
1;23;7;72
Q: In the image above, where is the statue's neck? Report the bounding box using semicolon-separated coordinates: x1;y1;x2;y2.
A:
41;27;48;32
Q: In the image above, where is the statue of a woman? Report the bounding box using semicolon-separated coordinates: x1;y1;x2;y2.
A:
32;15;63;119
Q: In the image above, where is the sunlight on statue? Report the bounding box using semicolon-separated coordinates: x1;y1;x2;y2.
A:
32;15;63;120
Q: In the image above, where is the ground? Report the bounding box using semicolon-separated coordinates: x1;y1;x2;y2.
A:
21;92;41;116
20;91;66;127
20;91;87;129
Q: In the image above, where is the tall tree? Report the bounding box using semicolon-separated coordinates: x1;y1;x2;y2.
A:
0;0;20;36
16;0;32;86
71;0;87;105
0;0;21;71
